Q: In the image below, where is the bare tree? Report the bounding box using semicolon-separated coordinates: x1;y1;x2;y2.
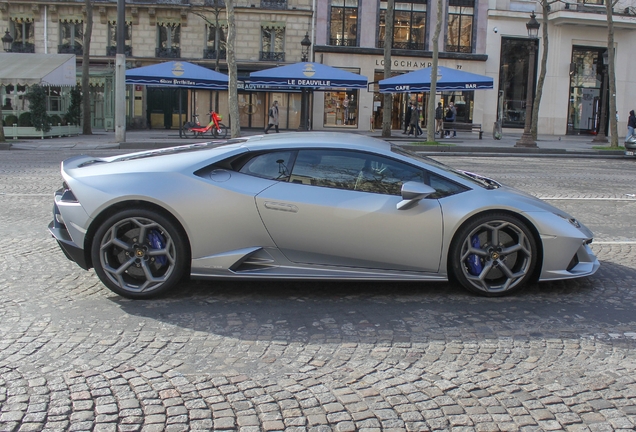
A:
426;0;444;142
381;0;394;138
191;0;225;111
605;0;619;147
82;0;93;135
224;0;240;137
531;0;559;140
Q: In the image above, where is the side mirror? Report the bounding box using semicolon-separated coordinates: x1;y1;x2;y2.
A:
397;181;436;210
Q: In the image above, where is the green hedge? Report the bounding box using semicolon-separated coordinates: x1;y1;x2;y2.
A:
4;114;18;126
18;112;32;127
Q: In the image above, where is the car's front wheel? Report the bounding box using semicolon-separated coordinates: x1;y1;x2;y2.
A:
450;213;537;296
91;209;188;299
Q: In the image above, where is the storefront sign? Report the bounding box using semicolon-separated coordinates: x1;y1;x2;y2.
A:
375;59;465;71
160;78;196;86
287;79;331;86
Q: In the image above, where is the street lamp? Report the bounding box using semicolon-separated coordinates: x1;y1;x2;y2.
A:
592;49;609;143
299;32;312;130
300;32;311;62
2;29;13;52
515;12;540;148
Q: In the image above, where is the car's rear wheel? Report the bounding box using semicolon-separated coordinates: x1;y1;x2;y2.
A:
91;209;187;299
450;213;537;297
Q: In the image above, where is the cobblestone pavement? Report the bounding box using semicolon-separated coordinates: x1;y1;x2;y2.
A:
1;151;636;432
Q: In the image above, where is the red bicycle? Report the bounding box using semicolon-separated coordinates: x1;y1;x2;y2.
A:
182;111;228;139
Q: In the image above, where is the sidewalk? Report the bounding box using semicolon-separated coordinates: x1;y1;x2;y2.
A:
0;127;627;157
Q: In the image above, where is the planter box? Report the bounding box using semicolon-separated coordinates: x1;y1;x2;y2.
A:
2;125;81;139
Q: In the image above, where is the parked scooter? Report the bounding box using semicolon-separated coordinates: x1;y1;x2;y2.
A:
181;111;228;139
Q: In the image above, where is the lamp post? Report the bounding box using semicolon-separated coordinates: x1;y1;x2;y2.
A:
2;29;14;52
515;12;540;148
592;50;609;143
299;32;312;130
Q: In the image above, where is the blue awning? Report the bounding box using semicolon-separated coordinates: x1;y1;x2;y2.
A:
249;62;368;90
379;66;494;93
126;61;228;90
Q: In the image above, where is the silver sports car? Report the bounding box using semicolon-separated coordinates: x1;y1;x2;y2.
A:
49;132;599;299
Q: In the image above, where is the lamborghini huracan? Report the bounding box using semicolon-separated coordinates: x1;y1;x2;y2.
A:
49;132;599;298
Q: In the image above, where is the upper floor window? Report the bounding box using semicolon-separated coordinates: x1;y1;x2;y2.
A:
204;24;227;59
378;1;427;50
107;22;133;56
59;20;83;55
260;25;285;61
447;0;474;53
261;0;287;9
156;24;180;58
9;19;35;53
329;0;358;47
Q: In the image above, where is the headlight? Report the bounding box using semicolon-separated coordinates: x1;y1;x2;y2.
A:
554;212;581;228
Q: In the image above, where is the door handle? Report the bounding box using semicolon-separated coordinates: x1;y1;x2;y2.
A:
264;201;299;213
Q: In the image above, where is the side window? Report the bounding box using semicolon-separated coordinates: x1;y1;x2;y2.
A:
238;151;295;180
429;173;467;198
289;149;426;196
290;149;364;190
354;156;426;195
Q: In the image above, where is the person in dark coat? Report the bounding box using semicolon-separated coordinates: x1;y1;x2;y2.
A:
627;109;636;139
408;104;421;137
402;102;413;134
435;102;444;137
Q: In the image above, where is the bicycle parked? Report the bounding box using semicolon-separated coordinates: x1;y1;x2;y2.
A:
181;111;228;139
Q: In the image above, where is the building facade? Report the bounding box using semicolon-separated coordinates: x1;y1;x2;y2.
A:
2;0;635;136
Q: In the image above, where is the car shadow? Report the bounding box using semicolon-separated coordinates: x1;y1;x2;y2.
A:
111;259;636;346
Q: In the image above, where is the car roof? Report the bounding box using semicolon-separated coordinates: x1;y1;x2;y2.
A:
241;132;392;152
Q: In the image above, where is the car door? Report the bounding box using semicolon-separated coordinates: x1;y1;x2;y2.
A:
255;149;443;273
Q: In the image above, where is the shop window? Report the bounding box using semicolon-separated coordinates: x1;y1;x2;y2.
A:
59;20;83;55
324;90;359;127
498;37;538;128
329;0;358;47
156;24;180;58
447;0;474;53
567;47;605;135
10;19;35;53
378;1;426;50
260;26;285;61
204;24;227;59
107;22;132;56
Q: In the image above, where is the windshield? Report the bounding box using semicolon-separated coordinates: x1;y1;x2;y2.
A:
391;145;499;189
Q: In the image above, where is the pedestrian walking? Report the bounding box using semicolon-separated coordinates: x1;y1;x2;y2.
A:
264;101;279;133
435;102;444;137
628;109;636;140
408;104;421;137
403;102;413;134
445;102;457;138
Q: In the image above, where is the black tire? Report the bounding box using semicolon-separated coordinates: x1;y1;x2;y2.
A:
449;213;537;297
212;123;228;139
183;125;198;139
90;208;188;299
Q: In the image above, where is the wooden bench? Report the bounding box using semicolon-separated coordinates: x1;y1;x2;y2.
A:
442;122;483;139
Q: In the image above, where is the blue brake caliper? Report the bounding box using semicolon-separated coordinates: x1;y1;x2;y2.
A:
466;234;483;276
147;230;167;266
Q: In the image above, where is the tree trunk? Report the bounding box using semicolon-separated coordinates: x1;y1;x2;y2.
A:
225;0;240;138
381;0;394;138
606;0;618;147
82;0;93;135
426;0;443;142
531;2;551;140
